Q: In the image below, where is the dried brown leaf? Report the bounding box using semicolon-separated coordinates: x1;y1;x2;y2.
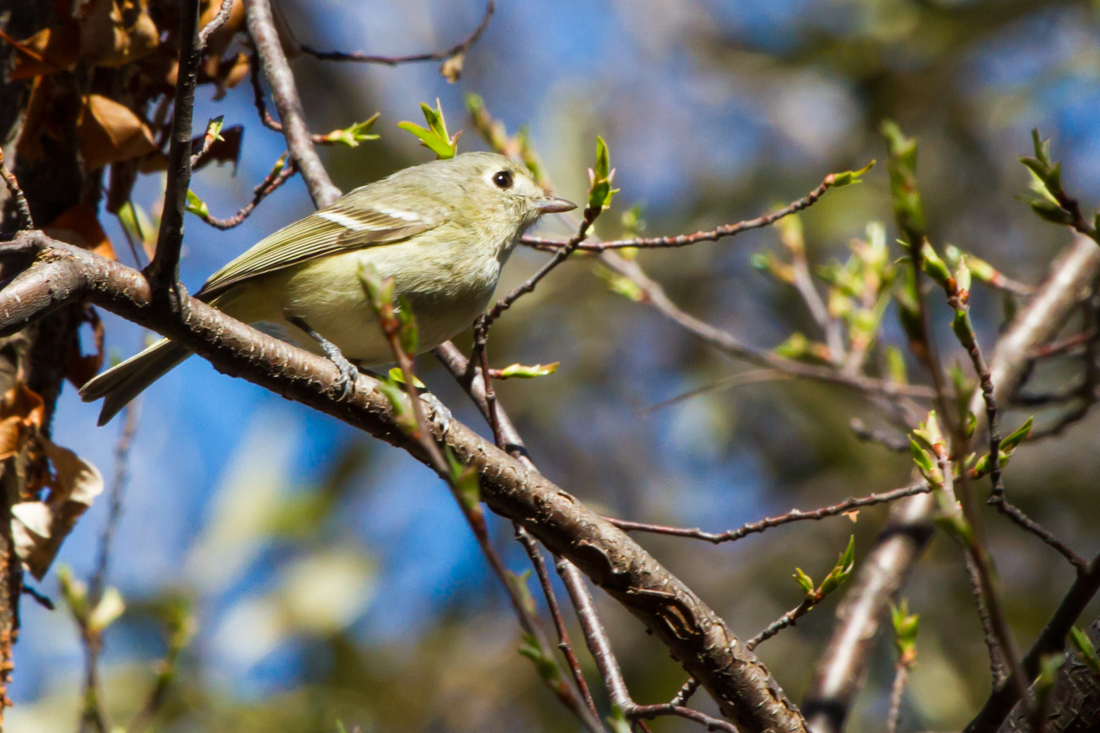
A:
44;203;118;260
80;0;158;68
77;93;158;170
0;385;45;460
12;440;104;579
6;23;81;80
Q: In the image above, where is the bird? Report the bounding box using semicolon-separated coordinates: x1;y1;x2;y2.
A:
80;151;576;425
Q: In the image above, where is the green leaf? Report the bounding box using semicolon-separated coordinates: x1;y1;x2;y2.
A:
117;200;155;249
1000;417;1033;454
335;721;349;733
387;367;425;389
793;568;815;598
593;265;645;301
586;136;619;213
398;99;460;159
1025;196;1074;225
87;587;126;634
507;569;537;616
184;189;209;218
920;242;952;289
1069;627;1100;676
955;255;972;294
518;633;563;684
890;599;920;660
395;294;418;355
819;535;856;597
325;112;381;147
621;202;646;238
606;706;632;733
498;362;560;379
882;120;926;239
826;159;875;188
205;115;225;142
886;346;908;385
445;446;480;512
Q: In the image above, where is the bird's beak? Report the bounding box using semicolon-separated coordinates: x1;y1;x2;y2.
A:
536;197;577;214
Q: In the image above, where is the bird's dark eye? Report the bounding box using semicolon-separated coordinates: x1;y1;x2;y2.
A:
492;170;514;189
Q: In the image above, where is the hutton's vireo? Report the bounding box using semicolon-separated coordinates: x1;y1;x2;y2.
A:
81;152;576;424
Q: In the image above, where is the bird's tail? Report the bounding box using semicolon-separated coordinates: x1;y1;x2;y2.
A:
79;338;192;425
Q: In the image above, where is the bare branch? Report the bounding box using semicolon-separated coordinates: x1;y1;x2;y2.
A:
193;155;297;230
146;0;202;294
198;0;234;48
0;148;32;230
522;173;836;252
608;482;929;544
300;2;495;65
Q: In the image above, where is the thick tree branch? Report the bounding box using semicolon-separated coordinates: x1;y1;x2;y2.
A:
0;233;807;733
245;0;341;208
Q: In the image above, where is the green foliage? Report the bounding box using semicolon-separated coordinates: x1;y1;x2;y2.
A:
1018;128;1077;226
882;120;926;240
324;112;382;147
1069;627;1100;676
498;362;560;379
826;159;875;188
594;264;645;301
886;346;908;384
793;567;815;598
398;99;461;159
184;189;209;218
446;446;481;513
891;599;919;662
774;332;831;363
518;633;564;684
818;535;856;597
607;706;632;733
586;136;619;214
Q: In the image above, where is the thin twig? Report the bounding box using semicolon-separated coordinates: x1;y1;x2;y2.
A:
147;0;202;294
522;173;838;253
198;0;235;48
885;661;911;733
669;678;700;707
300;1;495;64
966;553;1007;687
849;418;910;452
194;155;297;230
0;148;32;230
245;0;341;208
747;599;815;650
89;401;139;603
514;526;601;721
557;559;738;733
601;252;934;420
373;297;603;733
607;482;930;544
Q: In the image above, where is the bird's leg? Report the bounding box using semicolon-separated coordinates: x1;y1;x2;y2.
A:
286;315;358;400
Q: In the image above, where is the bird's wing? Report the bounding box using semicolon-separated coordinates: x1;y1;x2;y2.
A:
196;195;445;299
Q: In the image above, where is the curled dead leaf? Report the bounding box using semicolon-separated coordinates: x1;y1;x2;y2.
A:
77;94;158;170
5;23;81;80
44;203;117;260
80;0;159;68
12;440;105;580
0;385;45;461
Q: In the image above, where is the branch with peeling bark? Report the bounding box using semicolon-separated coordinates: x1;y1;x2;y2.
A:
0;231;807;733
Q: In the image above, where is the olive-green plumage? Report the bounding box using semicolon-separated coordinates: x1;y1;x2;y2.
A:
80;152;575;425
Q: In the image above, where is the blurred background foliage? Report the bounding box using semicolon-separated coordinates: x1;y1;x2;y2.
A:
11;0;1100;731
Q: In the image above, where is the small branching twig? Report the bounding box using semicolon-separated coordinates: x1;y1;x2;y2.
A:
189;154;297;230
849;418;909;452
747;537;856;650
189;116;224;169
359;268;604;733
557;560;737;733
607;483;929;544
521;166;870;253
198;0;234;48
965;553;1007;686
0;148;32;230
300;1;495;67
